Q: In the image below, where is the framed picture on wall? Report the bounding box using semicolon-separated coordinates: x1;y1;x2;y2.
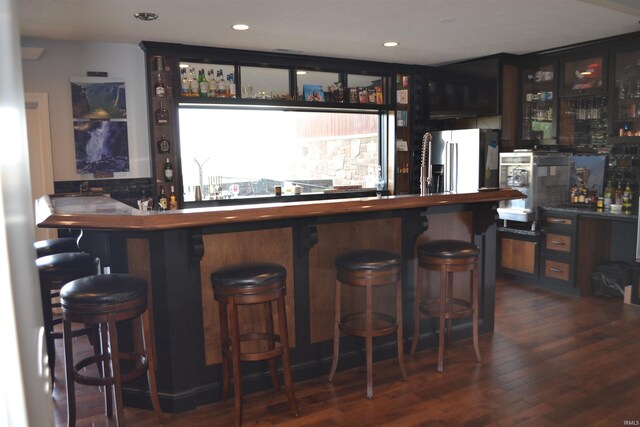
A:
70;77;130;174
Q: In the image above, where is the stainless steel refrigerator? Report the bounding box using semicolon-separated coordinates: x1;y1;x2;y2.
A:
429;129;500;193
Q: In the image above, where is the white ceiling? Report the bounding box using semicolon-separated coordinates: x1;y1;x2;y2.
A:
17;0;640;66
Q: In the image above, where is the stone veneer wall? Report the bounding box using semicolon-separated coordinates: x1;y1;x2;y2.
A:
293;134;379;187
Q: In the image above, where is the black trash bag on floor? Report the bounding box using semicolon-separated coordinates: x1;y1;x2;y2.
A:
591;262;631;298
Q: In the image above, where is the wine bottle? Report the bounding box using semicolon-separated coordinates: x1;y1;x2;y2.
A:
198;69;209;97
164;157;174;182
155;100;169;125
169;185;178;210
157;134;171;154
158;187;168;210
154;72;166;98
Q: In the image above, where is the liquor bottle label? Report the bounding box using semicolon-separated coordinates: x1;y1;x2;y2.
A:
157;138;170;153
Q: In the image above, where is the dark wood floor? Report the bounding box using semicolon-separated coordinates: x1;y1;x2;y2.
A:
52;277;640;426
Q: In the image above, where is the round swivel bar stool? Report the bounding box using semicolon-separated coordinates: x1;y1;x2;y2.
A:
329;249;407;399
409;239;481;372
211;262;298;427
60;273;163;427
36;252;101;380
34;236;79;258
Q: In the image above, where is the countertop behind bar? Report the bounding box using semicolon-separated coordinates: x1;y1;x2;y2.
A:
36;189;524;231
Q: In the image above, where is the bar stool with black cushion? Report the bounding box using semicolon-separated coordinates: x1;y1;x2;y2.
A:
328;249;407;399
211;262;298;427
409;239;481;373
34;236;79;258
36;252;101;380
60;273;163;427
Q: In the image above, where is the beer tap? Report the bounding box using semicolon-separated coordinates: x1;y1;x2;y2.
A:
420;132;432;196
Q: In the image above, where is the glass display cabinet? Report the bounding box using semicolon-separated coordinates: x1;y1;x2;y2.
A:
522;64;556;143
561;55;605;96
613;48;640;139
558;96;607;150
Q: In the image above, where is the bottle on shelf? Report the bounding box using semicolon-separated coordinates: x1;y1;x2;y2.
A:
227;73;236;98
622;184;633;214
164;157;174;182
198;69;209;97
155;100;169;125
603;180;613;209
217;70;226;98
614;181;623;205
208;70;217;97
189;68;199;97
169;186;178;210
180;68;190;97
157;134;171;154
570;184;577;203
154;72;166;98
158;187;168;210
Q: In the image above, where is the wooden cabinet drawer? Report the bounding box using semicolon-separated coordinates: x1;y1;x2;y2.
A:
545;233;571;253
544;216;573;226
543;259;570;281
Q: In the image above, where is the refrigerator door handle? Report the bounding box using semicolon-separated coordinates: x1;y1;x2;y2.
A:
447;141;458;193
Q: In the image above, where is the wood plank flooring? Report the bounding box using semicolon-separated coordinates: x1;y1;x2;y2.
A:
52;277;640;426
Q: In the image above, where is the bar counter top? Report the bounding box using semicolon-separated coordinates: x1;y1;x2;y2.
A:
36;188;524;231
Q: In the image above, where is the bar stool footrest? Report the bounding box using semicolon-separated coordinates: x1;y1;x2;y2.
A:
221;332;284;362
73;352;148;386
339;312;398;337
419;297;473;319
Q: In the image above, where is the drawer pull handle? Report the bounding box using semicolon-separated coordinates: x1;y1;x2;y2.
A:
548;218;569;224
550;240;565;245
549;267;563;273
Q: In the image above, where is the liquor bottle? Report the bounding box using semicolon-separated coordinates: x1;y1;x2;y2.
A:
603;180;613;209
169;186;178;210
155;100;169;125
198;69;209;97
157;134;171;154
158;187;168;210
622;184;633;214
189;68;199;97
227;73;236;98
154;72;166;98
180;68;190;97
208;70;217;97
614;181;623;205
164;157;174;182
217;70;226;98
570;185;577;204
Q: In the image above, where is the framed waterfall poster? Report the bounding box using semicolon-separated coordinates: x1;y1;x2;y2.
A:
71;77;130;174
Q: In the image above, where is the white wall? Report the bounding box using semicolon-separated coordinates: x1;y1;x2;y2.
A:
21;38;151;181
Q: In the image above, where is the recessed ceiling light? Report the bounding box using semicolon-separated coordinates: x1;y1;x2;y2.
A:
232;24;250;31
134;12;158;21
439;17;456;24
383;41;399;47
296;70;307;75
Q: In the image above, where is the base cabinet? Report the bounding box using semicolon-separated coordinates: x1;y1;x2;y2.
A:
539;210;578;293
498;228;539;279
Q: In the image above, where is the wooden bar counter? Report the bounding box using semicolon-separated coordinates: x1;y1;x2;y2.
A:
37;189;522;412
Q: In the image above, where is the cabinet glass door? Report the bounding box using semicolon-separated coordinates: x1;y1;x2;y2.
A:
561;56;604;95
558;96;607;150
613;49;640;137
522;64;555;143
